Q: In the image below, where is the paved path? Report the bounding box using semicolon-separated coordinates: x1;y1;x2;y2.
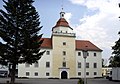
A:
0;78;78;84
0;78;120;84
87;78;120;84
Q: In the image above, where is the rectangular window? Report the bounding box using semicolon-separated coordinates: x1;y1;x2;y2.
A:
86;63;89;68
94;53;96;56
26;72;30;76
86;72;89;75
46;72;50;76
110;71;112;75
34;72;38;76
78;52;81;56
94;63;97;68
34;62;39;67
25;63;30;67
46;51;50;55
63;51;66;55
78;62;81;68
63;42;66;45
78;72;81;76
46;62;50;68
87;53;89;56
94;72;97;75
63;62;66;67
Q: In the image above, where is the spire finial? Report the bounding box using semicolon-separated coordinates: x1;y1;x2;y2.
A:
60;0;65;18
61;0;64;11
62;7;63;12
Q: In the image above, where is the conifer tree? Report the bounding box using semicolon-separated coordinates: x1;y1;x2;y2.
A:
111;31;120;67
0;0;44;83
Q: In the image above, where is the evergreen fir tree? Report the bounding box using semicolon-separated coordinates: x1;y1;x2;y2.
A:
0;0;44;83
111;31;120;67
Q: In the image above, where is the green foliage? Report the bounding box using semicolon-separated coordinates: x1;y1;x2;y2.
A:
112;32;120;57
0;0;44;83
110;31;120;67
77;78;84;84
109;56;120;67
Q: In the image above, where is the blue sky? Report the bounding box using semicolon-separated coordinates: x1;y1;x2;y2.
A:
0;0;120;61
32;0;87;37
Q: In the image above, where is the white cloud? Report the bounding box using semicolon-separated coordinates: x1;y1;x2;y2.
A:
69;0;86;5
64;13;72;23
69;0;120;58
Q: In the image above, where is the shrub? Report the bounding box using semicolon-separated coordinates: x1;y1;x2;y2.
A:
77;78;84;84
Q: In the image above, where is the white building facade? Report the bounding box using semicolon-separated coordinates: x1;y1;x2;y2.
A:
18;11;102;79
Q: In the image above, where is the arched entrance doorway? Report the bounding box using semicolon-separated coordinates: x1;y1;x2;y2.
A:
61;71;68;79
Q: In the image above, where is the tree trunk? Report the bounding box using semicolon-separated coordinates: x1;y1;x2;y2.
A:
10;63;16;84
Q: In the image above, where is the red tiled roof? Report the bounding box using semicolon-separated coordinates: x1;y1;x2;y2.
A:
53;18;71;28
76;40;102;51
41;38;52;49
41;38;102;51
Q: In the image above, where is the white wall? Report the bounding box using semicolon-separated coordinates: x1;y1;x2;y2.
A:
76;51;102;78
18;49;52;78
53;26;74;33
18;48;102;78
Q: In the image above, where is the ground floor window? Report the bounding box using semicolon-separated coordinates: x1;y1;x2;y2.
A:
86;72;89;76
94;72;97;75
46;72;50;76
78;72;81;76
26;72;30;76
34;72;38;76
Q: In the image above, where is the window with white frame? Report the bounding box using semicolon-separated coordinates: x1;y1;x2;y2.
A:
94;53;96;56
93;63;97;68
94;72;97;75
78;72;81;76
87;52;89;56
86;63;89;68
46;72;50;76
26;72;30;76
34;72;38;76
78;62;81;68
78;52;81;56
86;72;89;75
46;62;50;68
